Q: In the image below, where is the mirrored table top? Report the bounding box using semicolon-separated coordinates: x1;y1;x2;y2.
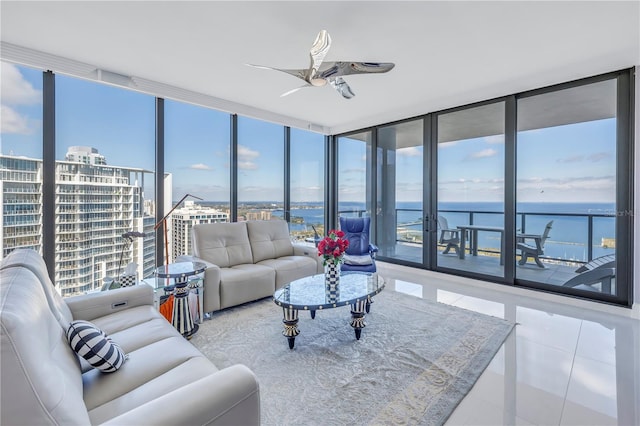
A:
154;261;207;279
273;272;385;310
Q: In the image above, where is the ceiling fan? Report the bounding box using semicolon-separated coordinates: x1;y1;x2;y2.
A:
248;30;394;99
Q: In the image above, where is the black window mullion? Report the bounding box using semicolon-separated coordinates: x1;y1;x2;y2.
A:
42;70;56;281
284;126;291;223
230;114;238;222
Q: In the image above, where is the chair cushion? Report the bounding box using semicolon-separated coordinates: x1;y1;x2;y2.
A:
66;320;127;373
343;254;373;266
340;217;371;256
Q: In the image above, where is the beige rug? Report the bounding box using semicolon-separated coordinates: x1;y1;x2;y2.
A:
190;289;514;426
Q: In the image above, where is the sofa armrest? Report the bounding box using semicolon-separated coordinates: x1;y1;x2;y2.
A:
65;285;154;321
292;243;323;274
99;364;260;426
176;255;222;313
292;243;317;257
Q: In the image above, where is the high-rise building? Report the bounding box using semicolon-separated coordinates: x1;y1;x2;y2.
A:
171;200;228;262
0;148;155;296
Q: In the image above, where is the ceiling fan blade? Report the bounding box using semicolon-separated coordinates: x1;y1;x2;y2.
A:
318;61;395;79
307;30;331;81
280;86;309;98
246;63;307;82
329;77;355;99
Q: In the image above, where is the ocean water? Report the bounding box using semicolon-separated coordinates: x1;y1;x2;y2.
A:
274;201;616;262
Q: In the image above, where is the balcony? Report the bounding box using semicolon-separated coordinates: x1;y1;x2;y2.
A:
342;207;617;294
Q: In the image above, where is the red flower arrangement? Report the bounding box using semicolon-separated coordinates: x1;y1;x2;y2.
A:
317;229;350;265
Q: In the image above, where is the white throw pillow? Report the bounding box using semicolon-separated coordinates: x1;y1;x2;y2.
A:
66;320;127;373
343;254;373;266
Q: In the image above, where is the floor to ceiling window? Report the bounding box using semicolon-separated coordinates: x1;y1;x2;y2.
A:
289;128;325;243
56;75;156;295
516;78;619;296
436;101;506;279
165;100;230;262
376;119;424;263
335;69;632;307
0;62;43;259
337;131;372;219
237;116;284;221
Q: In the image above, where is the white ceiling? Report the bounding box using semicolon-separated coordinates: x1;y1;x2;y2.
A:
1;1;638;135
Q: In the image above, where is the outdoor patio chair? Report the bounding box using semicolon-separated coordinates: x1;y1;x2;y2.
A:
563;255;616;293
517;220;553;268
437;215;460;255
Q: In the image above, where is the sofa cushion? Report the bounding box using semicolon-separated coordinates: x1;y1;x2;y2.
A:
257;256;319;288
87;357;219;424
67;320;127;373
0;266;90;425
219;264;275;309
82;335;210;410
343;254;373;266
247;220;294;263
193;222;253;267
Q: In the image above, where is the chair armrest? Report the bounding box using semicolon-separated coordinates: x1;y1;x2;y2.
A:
100;364;260;426
563;267;616;288
517;233;542;240
65;285;154;321
368;244;379;259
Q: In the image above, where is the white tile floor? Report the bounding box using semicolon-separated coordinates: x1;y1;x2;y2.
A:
376;262;640;426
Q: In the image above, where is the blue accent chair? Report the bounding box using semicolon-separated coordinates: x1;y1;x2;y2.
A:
339;216;378;273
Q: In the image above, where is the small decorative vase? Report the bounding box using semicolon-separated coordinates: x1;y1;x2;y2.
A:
325;261;340;287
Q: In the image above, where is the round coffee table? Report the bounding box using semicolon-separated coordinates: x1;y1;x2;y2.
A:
273;272;385;349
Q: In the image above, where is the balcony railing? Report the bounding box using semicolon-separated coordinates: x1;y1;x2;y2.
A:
339;208;616;266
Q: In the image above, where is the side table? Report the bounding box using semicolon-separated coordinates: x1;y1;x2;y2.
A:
155;261;207;339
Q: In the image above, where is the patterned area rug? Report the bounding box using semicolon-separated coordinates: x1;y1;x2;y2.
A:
190;289;514;426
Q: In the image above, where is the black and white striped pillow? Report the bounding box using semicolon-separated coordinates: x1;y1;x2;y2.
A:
66;320;127;373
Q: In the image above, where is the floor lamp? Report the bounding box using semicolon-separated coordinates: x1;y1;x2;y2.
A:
154;193;203;265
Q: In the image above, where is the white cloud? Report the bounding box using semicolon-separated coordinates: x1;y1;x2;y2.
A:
484;135;504;144
397;146;422;157
557;155;584;163
238;161;258;170
342;167;365;174
517;175;615;191
238;145;259;159
1;105;32;134
189;163;211;170
237;145;259;170
469;148;498;159
1;63;41;105
588;152;611;162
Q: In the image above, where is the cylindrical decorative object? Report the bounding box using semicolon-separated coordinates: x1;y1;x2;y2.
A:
325;281;340;304
171;278;197;338
325;261;340;287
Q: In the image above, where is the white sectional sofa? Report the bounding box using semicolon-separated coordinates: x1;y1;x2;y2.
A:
0;249;260;425
180;220;323;314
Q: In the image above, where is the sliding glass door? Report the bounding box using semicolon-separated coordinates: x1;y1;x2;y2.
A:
435;101;506;279
376;119;424;264
515;78;621;297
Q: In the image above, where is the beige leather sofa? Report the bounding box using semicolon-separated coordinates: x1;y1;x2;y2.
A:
180;220;323;314
0;249;260;425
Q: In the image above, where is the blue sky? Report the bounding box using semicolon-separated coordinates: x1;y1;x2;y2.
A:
1;62;617;205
